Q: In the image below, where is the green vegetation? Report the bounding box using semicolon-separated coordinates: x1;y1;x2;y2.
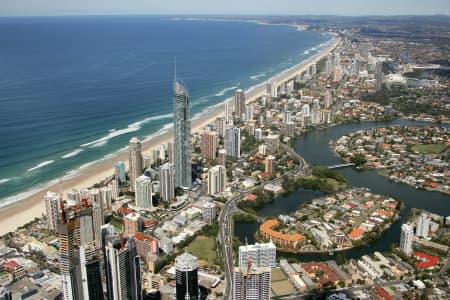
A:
238;189;275;214
233;213;257;223
187;237;216;265
282;166;348;194
350;154;367;166
360;86;406;105
154;254;176;274
410;144;448;154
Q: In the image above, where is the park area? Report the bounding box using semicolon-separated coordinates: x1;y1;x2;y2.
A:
410;144;448;154
187;236;216;266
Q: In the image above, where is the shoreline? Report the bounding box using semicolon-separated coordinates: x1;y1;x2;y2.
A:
0;36;340;236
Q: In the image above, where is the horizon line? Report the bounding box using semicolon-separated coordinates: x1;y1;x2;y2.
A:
0;12;449;18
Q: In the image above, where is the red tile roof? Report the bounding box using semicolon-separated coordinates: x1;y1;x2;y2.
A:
415;252;439;269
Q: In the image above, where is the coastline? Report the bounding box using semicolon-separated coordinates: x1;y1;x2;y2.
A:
0;36;340;236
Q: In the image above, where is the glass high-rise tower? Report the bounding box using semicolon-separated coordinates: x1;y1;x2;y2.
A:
173;78;192;188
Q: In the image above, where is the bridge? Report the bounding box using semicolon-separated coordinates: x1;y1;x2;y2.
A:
328;163;355;169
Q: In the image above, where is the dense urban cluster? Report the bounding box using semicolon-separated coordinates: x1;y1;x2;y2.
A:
0;15;450;300
335;126;450;194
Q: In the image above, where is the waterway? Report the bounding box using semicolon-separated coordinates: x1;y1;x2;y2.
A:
234;118;450;261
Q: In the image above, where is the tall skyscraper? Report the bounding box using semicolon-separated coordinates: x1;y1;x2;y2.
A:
225;127;240;158
218;149;226;167
244;104;254;121
175;252;199;300
265;155;276;176
311;99;321;125
114;162;127;184
105;234;142;300
324;85;333;109
45;191;59;232
208;165;226;196
201;131;218;160
238;242;277;268
58;205;104;300
375;71;383;92
159;163;175;202
234;89;245;119
135;175;153;210
233;264;271;300
129;138;143;192
90;189;104;248
400;223;414;256
173;77;192;188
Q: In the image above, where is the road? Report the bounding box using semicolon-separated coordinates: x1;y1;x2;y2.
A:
219;143;308;299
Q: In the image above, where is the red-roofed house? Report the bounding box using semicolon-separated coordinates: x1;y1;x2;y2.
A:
374;285;394;300
415;252;439;269
348;227;364;240
2;260;26;279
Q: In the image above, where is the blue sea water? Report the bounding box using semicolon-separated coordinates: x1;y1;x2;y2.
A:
0;16;331;205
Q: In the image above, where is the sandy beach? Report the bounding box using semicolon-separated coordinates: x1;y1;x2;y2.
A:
0;36;340;236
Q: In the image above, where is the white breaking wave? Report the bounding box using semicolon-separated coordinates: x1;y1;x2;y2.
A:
80;113;173;148
62;149;84;159
215;86;237;97
27;160;55;172
0;178;11;184
250;73;265;80
303;50;310;55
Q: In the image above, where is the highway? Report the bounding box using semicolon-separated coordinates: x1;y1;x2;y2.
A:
219;143;308;299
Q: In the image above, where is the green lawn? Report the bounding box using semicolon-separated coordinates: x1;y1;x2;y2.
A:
411;144;448;154
187;236;216;265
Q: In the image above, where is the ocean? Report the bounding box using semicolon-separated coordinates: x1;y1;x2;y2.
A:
0;15;331;206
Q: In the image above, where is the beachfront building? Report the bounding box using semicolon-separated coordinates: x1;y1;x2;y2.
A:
225;126;241;158
114;161;127;183
44;191;59;232
175;252;199;300
159;163;175;202
400;223;414;256
208;165;226;196
135;175;153;210
234;89;245;119
173;79;192;188
129;137;143;192
238;242;276;268
201;131;218;160
105;234;142;300
233;265;271;300
259;219;305;249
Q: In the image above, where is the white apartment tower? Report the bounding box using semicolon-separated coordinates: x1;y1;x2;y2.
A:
159;163;175;202
208;165;226;196
416;213;431;238
225;127;241;158
238;242;276;268
400;223;414;256
233;265;271;300
45;191;59;231
135;175;153;210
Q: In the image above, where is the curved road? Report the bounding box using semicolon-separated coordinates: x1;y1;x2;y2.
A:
219;144;307;299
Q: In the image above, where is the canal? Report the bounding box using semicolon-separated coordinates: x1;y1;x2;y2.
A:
235;119;450;261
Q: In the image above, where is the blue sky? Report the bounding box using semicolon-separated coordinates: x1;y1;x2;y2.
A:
1;0;449;16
